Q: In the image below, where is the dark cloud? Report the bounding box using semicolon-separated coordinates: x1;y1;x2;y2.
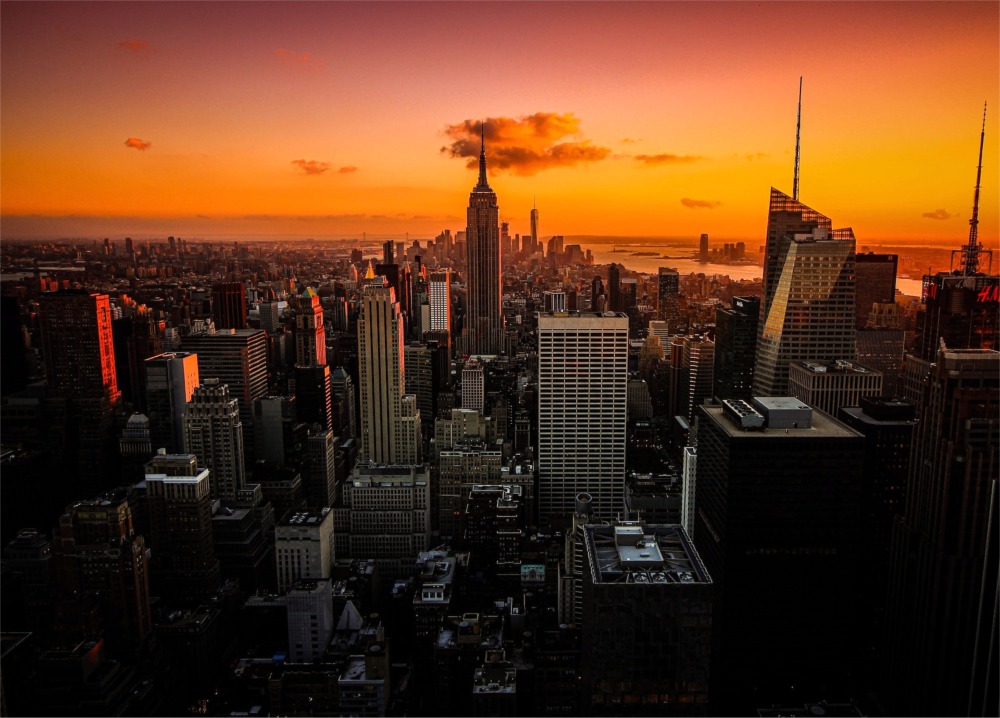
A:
922;209;952;220
338;166;358;174
681;198;721;209
442;113;610;176
118;39;149;53
292;159;330;175
124;137;151;151
635;153;702;165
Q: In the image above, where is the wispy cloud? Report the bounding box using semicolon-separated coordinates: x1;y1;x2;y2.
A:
620;137;640;145
681;198;721;209
337;166;358;174
118;39;150;53
635;153;702;166
292;159;330;175
275;48;324;70
442;113;611;176
745;152;768;162
124;137;151;151
922;208;952;220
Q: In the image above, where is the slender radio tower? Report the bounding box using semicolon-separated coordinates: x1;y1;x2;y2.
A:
793;76;802;200
953;102;991;275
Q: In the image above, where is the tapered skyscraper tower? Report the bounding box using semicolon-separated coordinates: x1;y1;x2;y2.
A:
357;280;421;464
465;123;503;355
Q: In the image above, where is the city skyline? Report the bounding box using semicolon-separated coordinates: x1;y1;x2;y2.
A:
1;1;998;246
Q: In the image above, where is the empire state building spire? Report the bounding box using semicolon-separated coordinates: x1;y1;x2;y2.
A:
476;120;490;190
465;119;503;355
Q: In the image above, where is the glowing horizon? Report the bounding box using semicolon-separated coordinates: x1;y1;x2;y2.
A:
2;1;997;247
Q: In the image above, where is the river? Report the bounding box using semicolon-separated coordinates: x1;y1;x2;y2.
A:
585;243;924;297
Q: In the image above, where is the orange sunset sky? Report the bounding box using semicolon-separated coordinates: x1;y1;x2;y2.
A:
1;1;998;246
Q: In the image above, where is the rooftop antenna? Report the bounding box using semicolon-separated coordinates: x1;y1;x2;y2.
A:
793;76;802;201
953;102;992;275
477;119;489;189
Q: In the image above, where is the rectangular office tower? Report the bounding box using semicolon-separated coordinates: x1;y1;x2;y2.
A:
882;348;999;717
581;523;712;714
694;398;864;712
713;296;759;402
754;224;857;396
182;329;268;463
854;252;897;328
657;267;679;329
145;352;200;454
538;312;628;524
357;281;422;465
38;290;122;492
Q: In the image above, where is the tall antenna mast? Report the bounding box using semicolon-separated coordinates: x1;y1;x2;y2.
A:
793;76;802;200
954;102;990;275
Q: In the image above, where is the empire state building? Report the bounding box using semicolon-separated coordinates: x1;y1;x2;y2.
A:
465;125;503;355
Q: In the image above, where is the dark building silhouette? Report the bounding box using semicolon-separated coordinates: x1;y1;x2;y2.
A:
882;348;999;717
695;399;864;712
38;290;122;494
913;273;999;360
713;296;759;401
854;252;897;328
211;282;248;330
657;267;680;329
590;275;606;312
295;364;333;431
144;453;221;604
580;522;712;714
52;489;153;652
465;125;503;355
145;351;200;454
608;263;622;312
838;398;917;689
0;296;30;397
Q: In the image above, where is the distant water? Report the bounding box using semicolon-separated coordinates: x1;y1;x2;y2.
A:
582;241;924;297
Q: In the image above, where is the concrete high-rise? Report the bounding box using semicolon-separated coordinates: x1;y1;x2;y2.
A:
357;281;421;464
428;270;452;336
461;359;485;413
295;287;326;367
465;126;503;355
682;334;715;422
53;489;153;650
183;379;246;501
275;508;334;593
183;328;268;462
755;218;856;396
144;453;220;603
788;360;882;417
335;463;432;581
538;312;628;523
145;351;200;454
